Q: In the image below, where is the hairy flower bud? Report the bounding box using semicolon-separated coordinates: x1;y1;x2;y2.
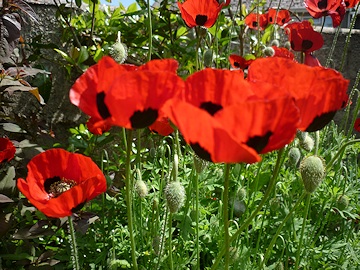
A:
164;181;185;213
336;195;349;211
300;155;326;193
300;134;314;152
109;31;127;64
263;46;275;57
135;180;148;198
204;49;213;68
288;147;301;166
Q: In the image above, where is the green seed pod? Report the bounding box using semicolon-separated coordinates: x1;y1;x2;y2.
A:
269;197;281;213
336;195;349;211
300;134;314;152
164;181;185;213
203;49;213;68
284;41;291;50
288;147;301;166
135;179;148;198
237;188;246;201
300;155;326;193
152;197;159;211
193;154;207;174
296;130;307;142
263;46;275;57
109;31;127;64
271;39;280;47
233;199;246;218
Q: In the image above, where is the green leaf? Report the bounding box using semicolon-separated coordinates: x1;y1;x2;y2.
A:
54;49;76;65
0;166;16;194
127;2;138;13
77;46;89;64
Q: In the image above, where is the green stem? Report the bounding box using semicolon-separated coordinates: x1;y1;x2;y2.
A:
125;130;138;270
211;148;285;270
168;212;174;270
223;163;231;270
195;169;200;270
327;139;360;170
147;0;153;61
314;131;320;155
295;193;311;270
68;216;80;270
261;192;307;268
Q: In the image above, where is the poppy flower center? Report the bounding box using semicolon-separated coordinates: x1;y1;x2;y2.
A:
130;108;158;129
195;15;208;26
44;176;77;198
200;102;223;116
317;0;328;9
96;92;111;119
301;40;313;51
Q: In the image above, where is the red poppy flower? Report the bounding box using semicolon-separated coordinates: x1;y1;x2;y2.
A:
177;0;225;28
285;21;324;53
354;118;360;132
272;46;295;60
0;137;16;163
268;8;291;26
304;53;322;67
229;54;254;70
17;149;107;218
344;0;359;8
245;13;268;30
86;117;111;135
70;56;184;130
247;57;349;132
149;116;174;136
305;0;346;27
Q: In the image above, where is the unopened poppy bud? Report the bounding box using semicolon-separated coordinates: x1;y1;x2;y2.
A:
109;31;127;64
149;147;156;158
271;39;280;47
152;197;159;210
164;181;185;213
269;197;281;213
198;27;207;37
288;147;301;166
296;130;307;142
300;135;314;152
275;262;284;270
203;49;213;67
300;155;326;193
193;154;207;174
336;195;349;211
263;46;275;57
152;236;161;255
284;41;291;50
233;199;246;218
237;188;246;201
135;179;148;198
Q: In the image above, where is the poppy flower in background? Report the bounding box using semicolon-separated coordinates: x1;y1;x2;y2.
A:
344;0;359;8
17;149;107;218
285;21;324;52
268;8;291;26
70;56;184;130
229;54;254;69
86;117;112;135
354;118;360;132
0;137;16;163
177;0;227;28
245;13;268;30
149;116;174;136
162;99;261;163
247;57;349;132
304;0;346;27
272;46;295;60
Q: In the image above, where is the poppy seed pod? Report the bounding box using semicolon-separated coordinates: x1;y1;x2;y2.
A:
336;195;349;211
300;155;326;193
288;147;301;166
164;181;185;213
263;46;275;57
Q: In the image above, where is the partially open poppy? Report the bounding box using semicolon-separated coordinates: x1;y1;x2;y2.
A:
354;118;360;132
0;137;16;163
245;13;268;30
229;54;254;70
305;0;346;27
149;116;174;136
86;117;111;135
268;8;291;26
247;57;349;132
177;0;226;28
285;21;324;53
17;149;107;218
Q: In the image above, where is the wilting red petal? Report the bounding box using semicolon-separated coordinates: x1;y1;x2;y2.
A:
245;13;268;30
163;99;261;163
354;118;360;132
177;0;223;28
268;8;291;26
106;70;184;129
149;117;174;136
229;54;254;69
0;137;16;163
17;149;107;218
247;57;349;132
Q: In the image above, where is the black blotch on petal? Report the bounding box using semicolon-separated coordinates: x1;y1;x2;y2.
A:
44;176;61;194
71;201;87;213
317;0;328;9
195;15;208;26
301;40;314;51
269;17;273;22
96;92;111;119
234;62;240;68
246;131;273;153
290;41;295;50
130;108;158;129
190;142;212;162
252;21;258;27
200;102;223;116
306;111;336;132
